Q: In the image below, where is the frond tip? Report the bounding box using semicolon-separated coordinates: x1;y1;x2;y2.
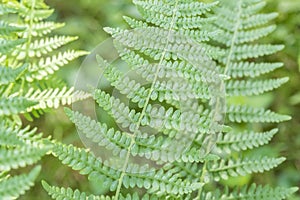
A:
0;166;41;199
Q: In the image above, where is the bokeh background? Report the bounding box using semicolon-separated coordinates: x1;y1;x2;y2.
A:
20;0;300;199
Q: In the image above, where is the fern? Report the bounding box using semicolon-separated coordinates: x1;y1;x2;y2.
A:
0;0;89;198
44;0;298;200
0;166;41;199
1;0;90;117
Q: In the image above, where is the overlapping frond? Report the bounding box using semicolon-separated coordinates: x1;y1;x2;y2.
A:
0;0;88;199
0;166;41;200
202;184;298;200
46;0;297;199
52;143;202;195
0;0;89;116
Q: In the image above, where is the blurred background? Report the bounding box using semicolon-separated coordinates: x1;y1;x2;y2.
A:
21;0;300;199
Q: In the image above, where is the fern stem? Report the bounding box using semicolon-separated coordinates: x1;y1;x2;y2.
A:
113;1;179;199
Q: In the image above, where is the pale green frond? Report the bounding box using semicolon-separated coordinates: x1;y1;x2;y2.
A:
42;181;110;200
20;21;65;37
116;48;219;83
0;38;26;54
215;129;278;154
133;0;216;30
227;105;291;123
0;64;26;85
0;97;37;116
65;108;204;163
225;44;284;61
42;182;171;200
202;184;298;200
123;16;148;29
0;166;41;200
0;21;25;36
242;1;267;16
215;25;276;46
0;3;17;15
226;78;289;96
93;89;138;132
18;4;54;22
93;90;210;135
241;13;278;29
0;122;24;146
25;50;89;82
25;87;91;111
209;157;286;181
12;36;78;59
226;62;283;78
104;27;214;62
0;120;44;146
52;143;202;195
0;142;51;171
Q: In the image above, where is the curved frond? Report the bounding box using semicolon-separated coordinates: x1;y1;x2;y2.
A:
25;87;91;111
52;143;202;195
209;157;286;181
0;142;51;171
0;65;26;85
215;129;278;154
42;181;110;200
25;50;89;82
202;184;298;200
0;166;41;200
0;97;36;116
227;105;291;123
12;36;78;59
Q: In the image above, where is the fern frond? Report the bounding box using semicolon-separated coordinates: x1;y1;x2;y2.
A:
0;21;25;36
0;166;41;200
214;25;276;46
133;0;217;29
226;62;283;78
226;78;289;96
25;87;91;111
215;129;278;154
46;0;297;199
20;21;65;37
222;44;284;62
52;143;202;195
12;36;78;59
227;105;291;123
0;97;36;116
65;108;205;163
25;50;89;82
18;5;53;21
202;184;298;200
0;142;51;171
93;89;210;135
0;4;17;15
209;157;286;181
0;124;24;146
42;181;172;200
0;38;26;54
42;181;111;200
0;65;26;85
0;120;44;146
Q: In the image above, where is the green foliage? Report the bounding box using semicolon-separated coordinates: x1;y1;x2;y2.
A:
41;0;298;199
0;0;88;199
202;184;298;200
0;166;41;199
